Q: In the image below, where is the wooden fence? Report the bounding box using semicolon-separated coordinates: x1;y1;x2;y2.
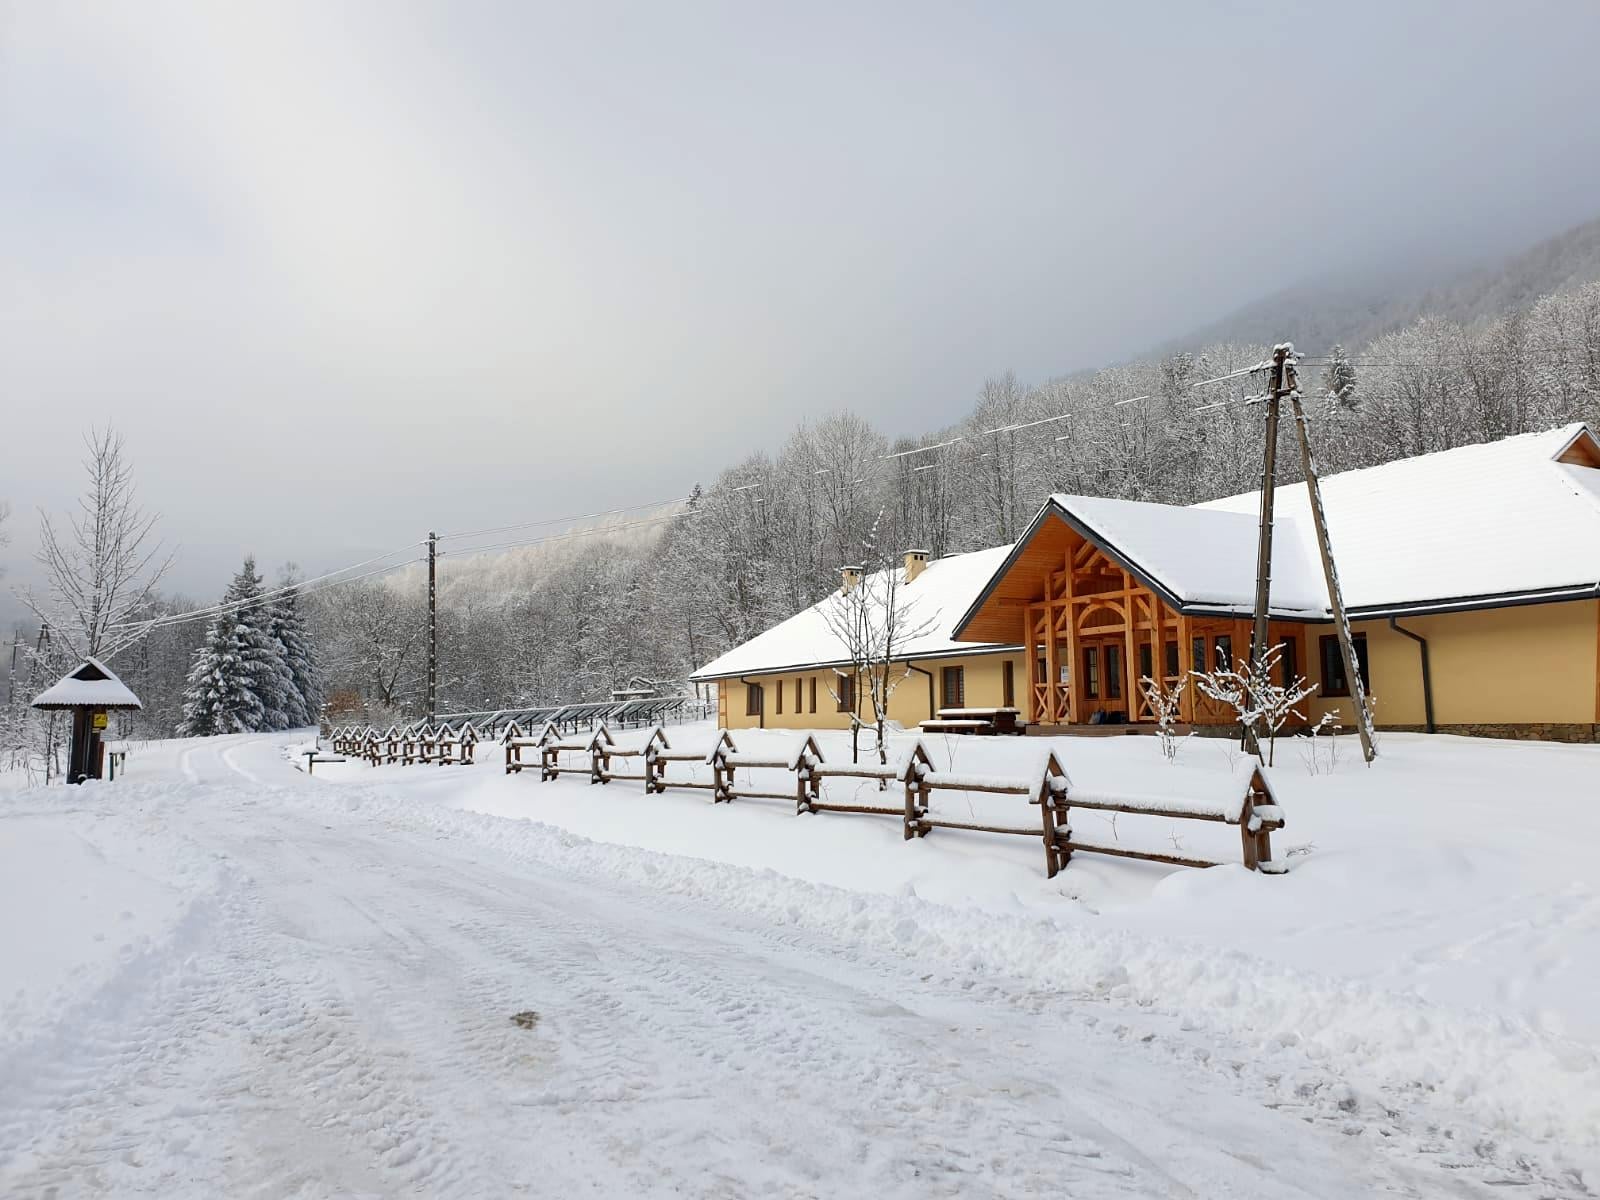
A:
326;722;479;767
503;724;1286;879
325;720;1287;878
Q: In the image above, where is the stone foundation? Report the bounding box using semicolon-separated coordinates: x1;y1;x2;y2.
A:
1374;722;1600;744
1189;722;1600;744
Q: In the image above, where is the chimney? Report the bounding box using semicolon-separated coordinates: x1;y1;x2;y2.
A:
903;549;929;584
839;565;863;593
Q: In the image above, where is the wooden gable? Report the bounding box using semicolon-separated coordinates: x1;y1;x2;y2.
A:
955;511;1075;644
1556;427;1600;469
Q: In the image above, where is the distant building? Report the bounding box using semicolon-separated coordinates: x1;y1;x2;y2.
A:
691;424;1600;742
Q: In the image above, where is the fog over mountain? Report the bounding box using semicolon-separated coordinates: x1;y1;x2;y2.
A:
1157;213;1600;358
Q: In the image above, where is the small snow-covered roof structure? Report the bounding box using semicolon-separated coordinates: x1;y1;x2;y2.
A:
31;657;142;711
690;544;1018;681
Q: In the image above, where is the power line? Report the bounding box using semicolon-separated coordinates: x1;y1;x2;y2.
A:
112;554;427;638
107;540;427;635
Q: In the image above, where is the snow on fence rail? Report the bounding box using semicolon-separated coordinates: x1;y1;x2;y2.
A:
324;722;479;767
495;725;1286;879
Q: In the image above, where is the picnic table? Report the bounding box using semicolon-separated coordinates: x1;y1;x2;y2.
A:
918;707;1023;736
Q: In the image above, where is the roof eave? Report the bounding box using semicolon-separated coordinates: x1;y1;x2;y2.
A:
690;641;1025;683
1347;581;1600;620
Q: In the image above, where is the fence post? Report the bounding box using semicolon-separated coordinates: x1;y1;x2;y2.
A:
1038;751;1071;878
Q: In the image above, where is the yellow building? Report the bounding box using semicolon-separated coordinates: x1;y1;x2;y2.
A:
693;424;1600;742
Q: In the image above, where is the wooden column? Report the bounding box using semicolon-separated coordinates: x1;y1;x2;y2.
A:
1063;561;1082;726
1023;604;1039;723
1177;613;1195;724
1122;576;1138;720
1042;603;1060;724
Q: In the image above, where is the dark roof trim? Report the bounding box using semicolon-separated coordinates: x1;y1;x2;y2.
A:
690;642;1024;683
1346;581;1600;620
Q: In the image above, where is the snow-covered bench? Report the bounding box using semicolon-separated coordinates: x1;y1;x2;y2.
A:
919;707;1023;736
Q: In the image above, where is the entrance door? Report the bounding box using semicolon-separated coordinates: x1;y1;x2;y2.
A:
1078;638;1128;723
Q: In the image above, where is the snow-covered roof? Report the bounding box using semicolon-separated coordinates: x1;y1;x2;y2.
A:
31;657;142;711
1046;493;1330;619
1197;423;1600;614
691;545;1018;681
956;422;1600;630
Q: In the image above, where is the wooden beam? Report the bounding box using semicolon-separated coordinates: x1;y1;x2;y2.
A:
1177;612;1195;724
1064;555;1082;724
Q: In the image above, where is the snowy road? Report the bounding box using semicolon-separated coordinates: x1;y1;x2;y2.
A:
0;735;1588;1197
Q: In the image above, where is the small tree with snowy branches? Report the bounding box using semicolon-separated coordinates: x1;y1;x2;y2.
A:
1192;643;1316;767
1137;674;1189;763
819;512;933;768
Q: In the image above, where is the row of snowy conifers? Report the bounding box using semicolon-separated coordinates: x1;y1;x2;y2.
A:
179;558;321;736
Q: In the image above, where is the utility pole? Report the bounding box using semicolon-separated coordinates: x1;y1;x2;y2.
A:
1249;345;1288;668
1284;353;1377;763
426;531;438;724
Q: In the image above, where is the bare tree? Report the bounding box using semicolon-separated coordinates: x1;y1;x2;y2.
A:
819;512;933;766
1192;644;1316;767
19;429;173;664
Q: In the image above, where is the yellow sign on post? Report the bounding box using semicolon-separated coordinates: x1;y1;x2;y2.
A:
92;711;108;730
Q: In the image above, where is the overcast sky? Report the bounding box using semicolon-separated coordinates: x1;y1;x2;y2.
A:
5;0;1600;610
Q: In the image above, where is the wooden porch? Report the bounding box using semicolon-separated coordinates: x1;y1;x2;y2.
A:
962;514;1310;727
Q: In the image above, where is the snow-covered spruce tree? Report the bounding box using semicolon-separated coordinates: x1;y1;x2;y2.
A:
1320;344;1358;414
179;557;296;735
268;573;321;728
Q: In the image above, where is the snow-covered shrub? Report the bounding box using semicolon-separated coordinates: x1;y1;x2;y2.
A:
1137;674;1189;763
1191;643;1316;767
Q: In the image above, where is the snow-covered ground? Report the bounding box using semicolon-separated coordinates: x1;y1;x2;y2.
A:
1;725;1596;1197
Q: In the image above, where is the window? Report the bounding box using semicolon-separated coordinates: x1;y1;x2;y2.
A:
745;683;762;716
795;678;803;714
776;678;783;715
835;672;855;712
1138;643;1153;684
1035;654;1048;685
809;677;817;713
1164;640;1180;678
1278;638;1298;686
941;665;966;709
1002;660;1015;708
1318;633;1370;697
1105;645;1122;699
1082;647;1100;698
1191;636;1206;676
1213;634;1233;671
